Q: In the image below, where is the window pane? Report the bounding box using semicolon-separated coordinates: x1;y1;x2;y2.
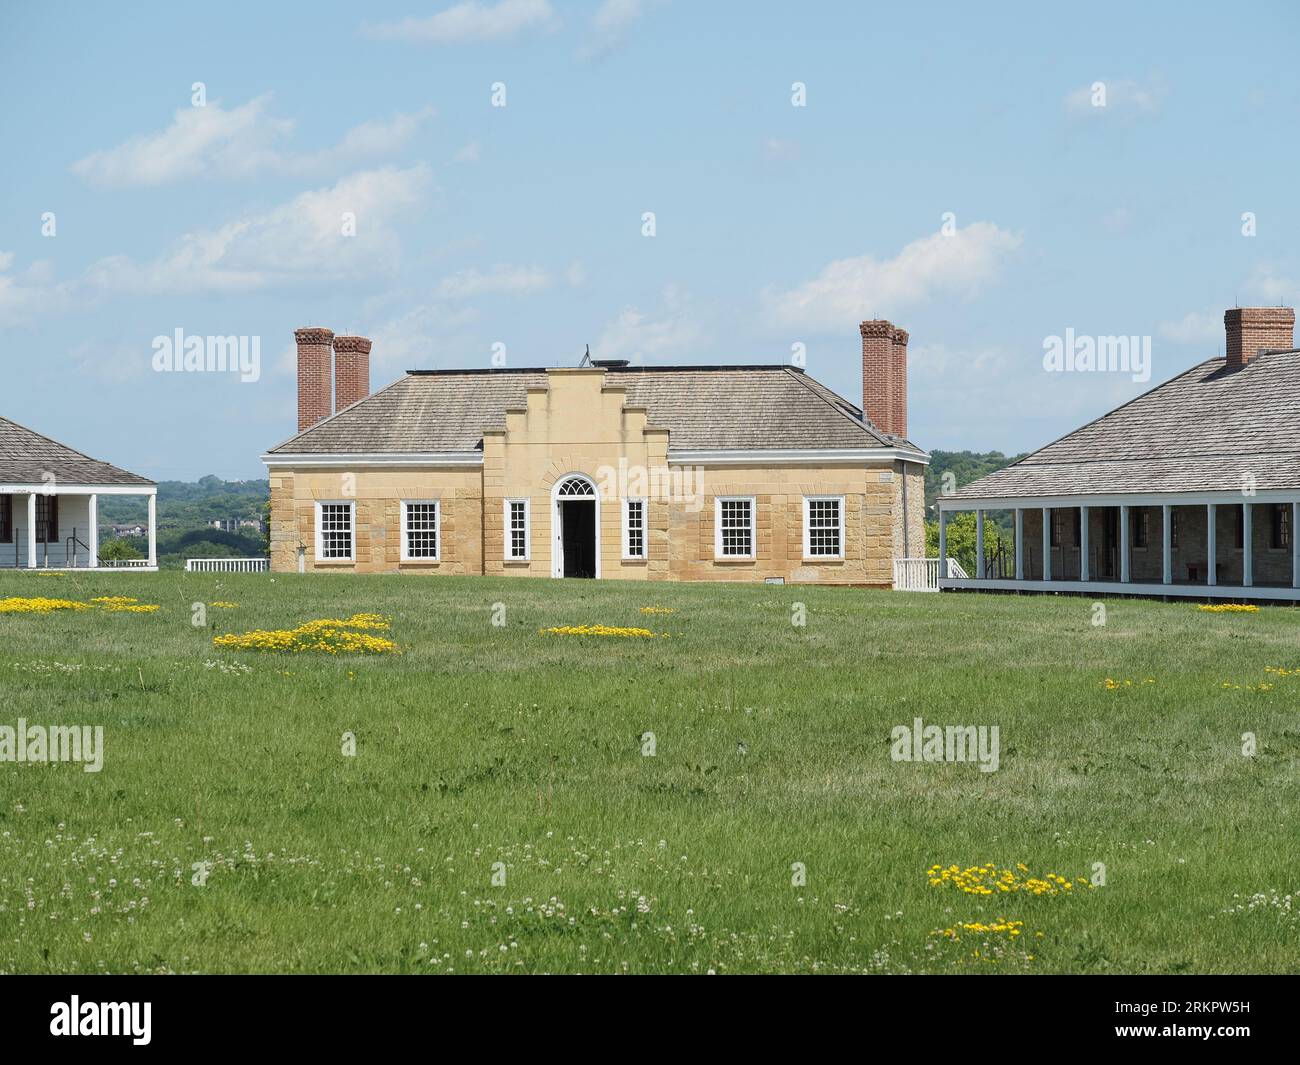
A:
626;500;645;558
807;498;841;556
405;502;438;558
320;504;352;559
720;499;752;556
509;501;528;558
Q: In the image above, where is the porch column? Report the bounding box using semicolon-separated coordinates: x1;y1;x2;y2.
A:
975;510;985;579
1161;503;1172;585
1014;508;1024;580
937;508;947;579
1079;505;1090;582
1041;507;1051;581
1293;502;1299;589
1207;503;1217;587
1119;505;1130;583
147;494;157;568
26;493;37;568
88;494;99;568
1243;503;1253;587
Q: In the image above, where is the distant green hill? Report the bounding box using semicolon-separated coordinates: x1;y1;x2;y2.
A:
923;449;1024;510
97;475;270;568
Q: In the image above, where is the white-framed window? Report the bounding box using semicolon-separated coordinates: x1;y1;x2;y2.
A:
803;495;844;559
623;498;646;559
316;501;355;561
714;496;755;559
401;500;440;561
505;498;530;560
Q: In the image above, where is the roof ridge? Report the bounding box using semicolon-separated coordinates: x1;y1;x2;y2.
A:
780;367;894;448
0;414;151;483
265;374;416;454
998;356;1223;474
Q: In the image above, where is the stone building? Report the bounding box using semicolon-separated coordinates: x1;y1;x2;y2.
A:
263;321;928;584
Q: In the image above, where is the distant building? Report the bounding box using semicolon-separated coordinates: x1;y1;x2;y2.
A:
0;416;157;570
940;306;1300;602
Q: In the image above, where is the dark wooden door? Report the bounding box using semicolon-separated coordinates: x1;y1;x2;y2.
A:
561;500;595;578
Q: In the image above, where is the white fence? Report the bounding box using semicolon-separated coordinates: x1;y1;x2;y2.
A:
893;557;968;591
185;558;269;573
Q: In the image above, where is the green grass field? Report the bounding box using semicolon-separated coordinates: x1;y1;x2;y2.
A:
1;571;1298;974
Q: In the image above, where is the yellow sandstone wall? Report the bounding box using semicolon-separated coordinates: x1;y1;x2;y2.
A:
268;467;482;575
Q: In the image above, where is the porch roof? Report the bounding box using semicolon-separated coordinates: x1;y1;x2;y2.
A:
953;350;1300;500
0;416;153;487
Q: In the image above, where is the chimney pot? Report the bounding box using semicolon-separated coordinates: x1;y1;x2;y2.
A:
333;335;372;412
295;327;334;432
1224;307;1295;369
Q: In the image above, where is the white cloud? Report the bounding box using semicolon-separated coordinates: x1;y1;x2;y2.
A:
763;222;1022;332
580;0;655;60
452;141;481;164
594;285;702;363
433;264;555;301
1158;310;1220;344
0;253;76;327
71;96;433;187
761;138;800;162
430;260;584;301
1064;77;1165;118
370;303;483;371
364;0;557;44
85;165;432;294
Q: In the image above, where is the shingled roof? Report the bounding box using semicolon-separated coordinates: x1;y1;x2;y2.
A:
0;416;153;486
953;349;1300;500
266;366;926;456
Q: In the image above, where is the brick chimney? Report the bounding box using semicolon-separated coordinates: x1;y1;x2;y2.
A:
333;335;372;412
860;319;908;437
1225;307;1295;370
890;326;909;439
295;327;334;432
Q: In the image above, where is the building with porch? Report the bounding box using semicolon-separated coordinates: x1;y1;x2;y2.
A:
264;321;929;583
0;416;157;571
938;307;1300;601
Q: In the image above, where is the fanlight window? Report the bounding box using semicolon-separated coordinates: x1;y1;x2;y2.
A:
557;477;596;498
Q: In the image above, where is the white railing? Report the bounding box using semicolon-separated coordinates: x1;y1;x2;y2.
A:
185;558;269;573
893;557;969;591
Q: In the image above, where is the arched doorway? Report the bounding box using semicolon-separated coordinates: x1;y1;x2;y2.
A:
551;475;599;578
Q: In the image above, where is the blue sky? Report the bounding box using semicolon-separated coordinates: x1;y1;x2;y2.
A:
2;0;1298;480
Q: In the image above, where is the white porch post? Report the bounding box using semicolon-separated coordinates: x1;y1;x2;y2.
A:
1041;507;1052;581
88;493;99;568
1120;505;1131;583
1161;504;1172;585
1014;508;1024;580
1293;502;1299;589
1243;503;1253;588
1079;505;1090;582
26;493;37;569
147;493;157;568
1207;504;1217;587
937;508;948;579
975;510;985;579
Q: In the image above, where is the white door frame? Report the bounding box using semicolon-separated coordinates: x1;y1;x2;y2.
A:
551;474;600;579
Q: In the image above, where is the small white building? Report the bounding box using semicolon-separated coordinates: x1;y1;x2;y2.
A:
938;307;1300;602
0;416;157;571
